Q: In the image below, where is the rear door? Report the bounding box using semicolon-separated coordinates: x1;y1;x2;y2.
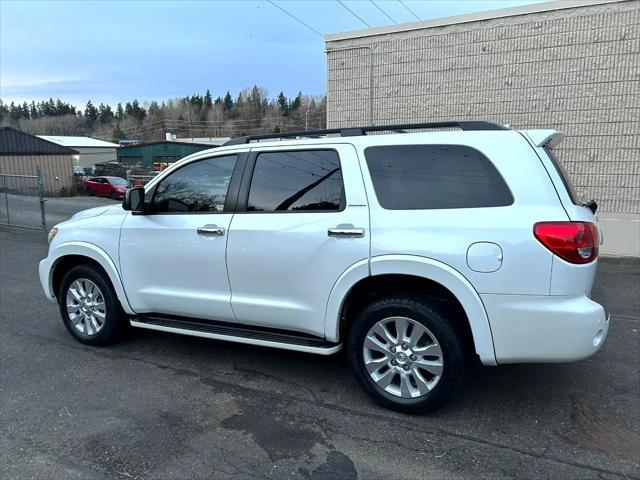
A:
226;144;369;338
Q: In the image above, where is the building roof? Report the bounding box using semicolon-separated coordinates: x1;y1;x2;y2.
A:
175;137;230;146
325;0;626;42
36;135;119;148
0;127;77;156
118;140;217;150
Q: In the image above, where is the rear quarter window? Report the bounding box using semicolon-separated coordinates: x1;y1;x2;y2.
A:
364;145;513;210
543;147;580;205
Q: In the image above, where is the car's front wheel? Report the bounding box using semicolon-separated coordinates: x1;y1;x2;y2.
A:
57;264;127;345
347;295;466;413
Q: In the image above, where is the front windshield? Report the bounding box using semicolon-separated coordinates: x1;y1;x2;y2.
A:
109;178;128;186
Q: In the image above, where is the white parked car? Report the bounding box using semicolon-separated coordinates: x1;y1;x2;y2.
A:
39;122;608;413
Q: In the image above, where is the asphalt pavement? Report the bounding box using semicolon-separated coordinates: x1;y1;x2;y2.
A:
0;198;638;479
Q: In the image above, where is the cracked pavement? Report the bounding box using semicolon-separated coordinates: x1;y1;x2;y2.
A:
1;200;638;479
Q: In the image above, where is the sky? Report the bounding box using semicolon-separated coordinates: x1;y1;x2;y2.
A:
0;0;544;107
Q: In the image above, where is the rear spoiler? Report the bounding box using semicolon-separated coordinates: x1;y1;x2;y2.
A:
521;130;564;148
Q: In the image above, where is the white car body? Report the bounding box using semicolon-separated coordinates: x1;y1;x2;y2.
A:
39;127;609;366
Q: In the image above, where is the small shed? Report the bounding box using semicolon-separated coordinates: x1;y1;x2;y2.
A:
0;127;76;195
117;141;214;170
37;135;119;172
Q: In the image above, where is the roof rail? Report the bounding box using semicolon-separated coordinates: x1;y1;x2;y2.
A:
223;121;508;146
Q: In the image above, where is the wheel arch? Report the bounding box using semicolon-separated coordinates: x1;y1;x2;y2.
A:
47;242;134;314
324;254;497;365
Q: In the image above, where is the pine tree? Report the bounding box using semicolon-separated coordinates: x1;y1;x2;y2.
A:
290;92;302;114
0;100;7;122
223;91;233;112
204;89;213;110
116;103;124;121
55;99;65;116
276;91;289;117
85;100;98;125
98;103;114;124
125;100;146;121
9;102;21;121
248;85;265;121
47;98;55;116
147;101;161;117
132;99;146;121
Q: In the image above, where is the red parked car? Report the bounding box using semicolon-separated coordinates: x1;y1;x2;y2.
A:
84;176;128;200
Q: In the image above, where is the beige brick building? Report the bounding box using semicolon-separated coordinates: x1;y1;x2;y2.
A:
325;0;639;256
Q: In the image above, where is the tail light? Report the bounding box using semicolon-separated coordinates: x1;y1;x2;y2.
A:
534;222;599;264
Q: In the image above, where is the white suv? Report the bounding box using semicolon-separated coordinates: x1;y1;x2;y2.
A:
39;122;608;413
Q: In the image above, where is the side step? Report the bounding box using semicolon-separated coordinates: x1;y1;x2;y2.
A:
130;315;342;355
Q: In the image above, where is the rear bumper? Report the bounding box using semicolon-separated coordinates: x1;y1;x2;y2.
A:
482;293;609;364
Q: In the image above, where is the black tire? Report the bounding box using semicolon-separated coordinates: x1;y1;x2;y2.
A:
347;295;466;414
110;190;117;200
57;264;128;346
86;188;93;196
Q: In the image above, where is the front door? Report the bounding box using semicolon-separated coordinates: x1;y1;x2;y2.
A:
96;178;109;196
119;154;240;321
226;145;369;338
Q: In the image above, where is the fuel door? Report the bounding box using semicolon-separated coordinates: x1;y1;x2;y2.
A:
467;242;503;273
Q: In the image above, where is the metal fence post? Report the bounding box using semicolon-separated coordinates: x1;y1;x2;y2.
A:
126;169;131;188
36;166;47;232
2;175;9;225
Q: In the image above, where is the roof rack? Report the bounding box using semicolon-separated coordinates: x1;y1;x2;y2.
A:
223;121;508;146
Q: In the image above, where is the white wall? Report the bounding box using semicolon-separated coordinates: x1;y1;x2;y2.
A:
72;147;117;167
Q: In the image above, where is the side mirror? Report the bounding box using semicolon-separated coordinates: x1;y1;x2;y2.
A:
123;187;145;213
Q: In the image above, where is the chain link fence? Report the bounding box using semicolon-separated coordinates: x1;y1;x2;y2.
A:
0;167;47;231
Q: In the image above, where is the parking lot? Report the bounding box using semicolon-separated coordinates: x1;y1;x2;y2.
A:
1;198;639;480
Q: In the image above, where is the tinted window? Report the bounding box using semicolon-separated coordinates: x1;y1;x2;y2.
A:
365;145;513;210
247;150;343;212
151;155;237;213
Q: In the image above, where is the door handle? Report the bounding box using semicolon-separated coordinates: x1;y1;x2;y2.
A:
328;227;365;238
197;225;225;236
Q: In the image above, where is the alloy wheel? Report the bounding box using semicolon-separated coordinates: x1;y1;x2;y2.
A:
66;278;107;336
363;316;444;399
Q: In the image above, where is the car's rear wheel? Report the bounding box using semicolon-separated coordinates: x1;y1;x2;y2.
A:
58;264;127;345
347;295;466;413
85;188;93;196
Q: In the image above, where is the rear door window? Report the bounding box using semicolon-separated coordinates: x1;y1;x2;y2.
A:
364;145;513;210
247;150;344;212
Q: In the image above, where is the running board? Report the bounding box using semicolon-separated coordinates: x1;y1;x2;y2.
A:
130;315;342;355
